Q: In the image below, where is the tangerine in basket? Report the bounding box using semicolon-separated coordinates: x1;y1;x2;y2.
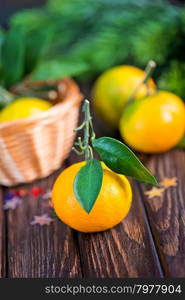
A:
0;97;52;122
52;161;132;233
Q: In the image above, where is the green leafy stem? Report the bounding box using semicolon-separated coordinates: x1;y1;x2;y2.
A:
72;99;95;161
73;100;157;214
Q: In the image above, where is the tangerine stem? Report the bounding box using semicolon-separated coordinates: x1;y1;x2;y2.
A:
127;60;156;104
72;99;96;161
84;100;91;160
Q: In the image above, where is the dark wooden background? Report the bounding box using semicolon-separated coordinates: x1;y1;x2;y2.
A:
0;82;185;278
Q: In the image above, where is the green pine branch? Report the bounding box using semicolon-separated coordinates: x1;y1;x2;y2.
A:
0;0;185;100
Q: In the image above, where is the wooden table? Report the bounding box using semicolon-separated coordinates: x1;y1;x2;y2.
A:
0;89;185;278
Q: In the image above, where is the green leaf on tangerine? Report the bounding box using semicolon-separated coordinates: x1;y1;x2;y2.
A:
74;159;103;213
93;137;157;185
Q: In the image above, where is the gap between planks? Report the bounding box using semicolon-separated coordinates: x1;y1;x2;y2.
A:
3;149;184;278
76;181;164;278
0;84;173;278
66;98;165;277
4;163;83;278
67;152;164;278
139;149;185;278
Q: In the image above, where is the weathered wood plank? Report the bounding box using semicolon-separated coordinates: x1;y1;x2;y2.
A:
77;180;163;278
67;98;164;278
68;152;163;277
4;82;184;277
140;149;185;277
7;166;82;278
0;187;6;277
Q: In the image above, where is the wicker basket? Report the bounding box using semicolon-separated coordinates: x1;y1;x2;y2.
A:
0;78;83;186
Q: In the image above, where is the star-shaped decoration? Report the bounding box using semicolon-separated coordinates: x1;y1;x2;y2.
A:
144;187;164;199
160;177;177;189
3;197;22;210
30;214;54;226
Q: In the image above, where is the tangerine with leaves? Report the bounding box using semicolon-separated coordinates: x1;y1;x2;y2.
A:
52;161;132;232
52;100;157;233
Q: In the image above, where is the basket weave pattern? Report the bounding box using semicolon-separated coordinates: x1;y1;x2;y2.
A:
0;78;83;186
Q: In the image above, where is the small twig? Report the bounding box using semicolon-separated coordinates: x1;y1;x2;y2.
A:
90;120;96;141
72;147;84;155
88;146;94;160
72;99;95;161
74;122;86;132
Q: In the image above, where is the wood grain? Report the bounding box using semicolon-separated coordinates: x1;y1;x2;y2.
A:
7;131;164;277
67;100;164;278
77;180;163;278
6;166;82;278
140;149;185;277
3;85;185;277
0;187;6;277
